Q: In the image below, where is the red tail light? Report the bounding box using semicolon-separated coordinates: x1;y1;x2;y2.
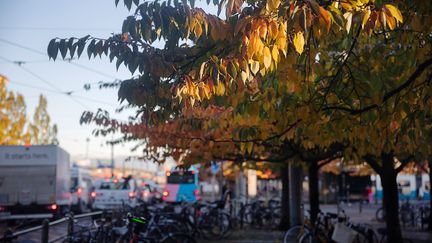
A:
91;191;96;198
0;206;5;212
162;191;169;197
50;204;58;210
77;188;82;195
129;191;135;198
194;189;199;196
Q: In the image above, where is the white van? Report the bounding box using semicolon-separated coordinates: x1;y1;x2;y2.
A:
91;176;140;210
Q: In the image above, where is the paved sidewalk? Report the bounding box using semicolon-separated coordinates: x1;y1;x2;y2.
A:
200;204;432;243
200;229;284;243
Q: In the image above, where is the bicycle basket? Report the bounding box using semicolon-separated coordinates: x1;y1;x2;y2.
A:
331;223;358;243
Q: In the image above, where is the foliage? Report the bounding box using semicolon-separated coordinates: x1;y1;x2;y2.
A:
45;0;431;175
0;75;30;145
29;95;59;145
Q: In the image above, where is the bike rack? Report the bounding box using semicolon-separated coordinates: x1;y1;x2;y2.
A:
0;211;103;243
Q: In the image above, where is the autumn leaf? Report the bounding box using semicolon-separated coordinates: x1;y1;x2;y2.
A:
362;9;371;29
344;12;353;33
263;46;272;69
293;31;305;55
319;7;331;32
250;60;260;75
384;4;403;24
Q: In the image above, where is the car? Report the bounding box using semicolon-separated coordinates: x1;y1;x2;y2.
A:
91;176;140;210
139;179;163;202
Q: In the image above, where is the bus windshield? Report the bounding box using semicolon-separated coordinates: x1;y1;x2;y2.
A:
167;171;195;184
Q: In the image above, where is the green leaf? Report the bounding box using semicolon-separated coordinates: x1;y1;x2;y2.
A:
47;39;57;60
70;42;78;58
125;0;133;10
95;40;104;58
116;52;127;70
59;39;68;59
133;0;139;6
109;45;118;62
128;55;140;73
77;41;85;58
87;39;96;59
115;0;120;7
103;41;109;56
140;18;152;41
128;18;137;38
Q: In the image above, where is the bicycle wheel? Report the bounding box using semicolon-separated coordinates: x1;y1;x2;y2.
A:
198;211;230;240
375;208;385;222
161;233;197;243
283;225;310;243
299;232;313;243
269;207;281;229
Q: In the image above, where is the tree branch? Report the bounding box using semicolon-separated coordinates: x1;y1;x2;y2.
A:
324;57;432;115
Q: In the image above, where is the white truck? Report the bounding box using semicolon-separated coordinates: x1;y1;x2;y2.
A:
0;145;71;220
70;165;93;213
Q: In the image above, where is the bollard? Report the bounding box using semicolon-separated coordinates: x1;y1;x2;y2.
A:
41;219;49;243
240;202;244;229
67;212;74;242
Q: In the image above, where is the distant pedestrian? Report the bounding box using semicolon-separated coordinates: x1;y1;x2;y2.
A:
367;186;373;204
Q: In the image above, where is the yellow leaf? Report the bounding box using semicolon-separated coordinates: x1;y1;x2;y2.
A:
267;0;281;12
240;71;248;83
380;10;387;29
293;31;305;55
199;62;206;79
271;45;279;63
341;3;352;11
263;46;272;69
384;4;403;24
362;9;371;28
250;60;260;75
194;21;203;38
215;81;225;96
386;13;396;30
343;12;353;33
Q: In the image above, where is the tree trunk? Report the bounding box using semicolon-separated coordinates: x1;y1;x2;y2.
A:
279;164;290;230
289;163;303;226
380;153;403;243
308;161;319;225
428;159;432;231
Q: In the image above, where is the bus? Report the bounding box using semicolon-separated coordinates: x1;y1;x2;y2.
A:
371;174;417;201
419;174;430;200
162;166;200;202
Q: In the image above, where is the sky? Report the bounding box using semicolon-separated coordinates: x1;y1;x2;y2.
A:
0;0;218;161
0;0;147;160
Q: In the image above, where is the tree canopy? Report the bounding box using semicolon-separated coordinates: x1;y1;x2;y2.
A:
48;1;432;241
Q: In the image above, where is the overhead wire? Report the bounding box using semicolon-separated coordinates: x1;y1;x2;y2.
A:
7;77;118;107
0;38;121;81
17;65;91;110
0;55;118;108
0;26;115;31
0;38;124;108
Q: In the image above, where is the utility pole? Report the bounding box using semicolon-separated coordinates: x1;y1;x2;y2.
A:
85;138;90;159
109;141;114;178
